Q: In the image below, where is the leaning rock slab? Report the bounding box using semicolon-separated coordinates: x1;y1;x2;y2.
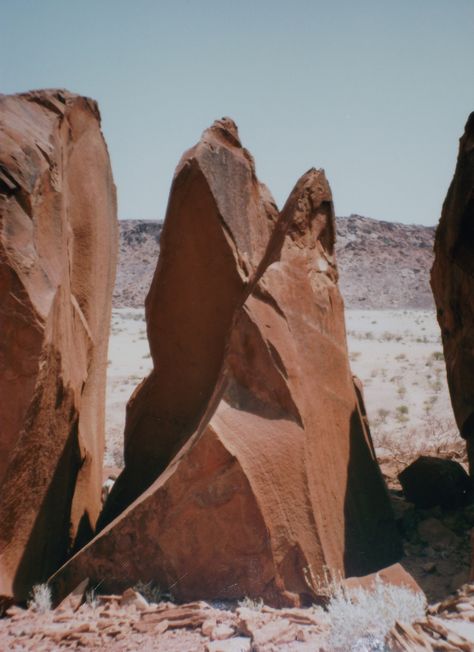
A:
0;89;117;599
51;120;400;606
431;113;474;467
98;117;280;527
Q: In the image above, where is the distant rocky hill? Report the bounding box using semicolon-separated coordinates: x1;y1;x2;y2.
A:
336;215;435;309
114;215;436;310
114;220;163;308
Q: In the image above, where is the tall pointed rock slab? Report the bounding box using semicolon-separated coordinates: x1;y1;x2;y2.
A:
51;122;400;606
0;90;118;599
221;169;401;581
431;113;474;467
99;118;280;526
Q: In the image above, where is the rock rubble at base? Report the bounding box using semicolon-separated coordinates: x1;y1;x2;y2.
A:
388;582;474;650
0;591;330;651
4;581;474;651
398;456;472;510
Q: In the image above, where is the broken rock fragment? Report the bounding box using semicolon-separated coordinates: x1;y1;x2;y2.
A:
342;563;424;598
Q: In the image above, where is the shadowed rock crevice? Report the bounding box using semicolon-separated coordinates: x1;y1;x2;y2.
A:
343;409;402;576
10;347;83;597
224;307;303;426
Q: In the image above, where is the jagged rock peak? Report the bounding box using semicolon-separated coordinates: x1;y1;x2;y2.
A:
204;116;241;147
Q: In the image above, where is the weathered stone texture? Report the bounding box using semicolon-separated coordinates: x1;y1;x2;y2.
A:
431;113;474;467
0;89;118;599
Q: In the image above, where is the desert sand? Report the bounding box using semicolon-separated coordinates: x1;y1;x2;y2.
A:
105;307;457;470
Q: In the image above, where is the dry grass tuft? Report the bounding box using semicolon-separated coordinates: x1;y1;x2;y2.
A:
326;576;426;651
28;583;52;613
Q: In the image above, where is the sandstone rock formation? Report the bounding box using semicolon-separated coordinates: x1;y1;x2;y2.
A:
0;90;118;600
98;117;281;527
431;113;474;469
52;118;400;606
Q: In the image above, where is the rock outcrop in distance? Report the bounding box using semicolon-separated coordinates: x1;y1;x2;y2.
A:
431;113;474;470
51;118;401;607
113;216;436;310
337;215;435;309
114;220;163;308
0;90;118;600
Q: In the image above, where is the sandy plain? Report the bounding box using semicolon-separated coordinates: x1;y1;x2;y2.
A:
105;307;457;468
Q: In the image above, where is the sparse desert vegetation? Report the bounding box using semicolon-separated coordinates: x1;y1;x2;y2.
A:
28;584;52;614
105;308;152;467
345;309;456;460
327;577;426;651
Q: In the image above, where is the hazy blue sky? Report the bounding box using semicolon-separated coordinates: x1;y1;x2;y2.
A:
1;0;473;225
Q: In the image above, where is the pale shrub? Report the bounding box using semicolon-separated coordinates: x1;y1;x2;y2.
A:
237;596;264;611
327;577;426;651
85;588;98;609
28;583;52;613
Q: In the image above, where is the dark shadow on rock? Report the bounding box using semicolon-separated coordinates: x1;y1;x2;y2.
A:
12;414;83;600
343;409;403;576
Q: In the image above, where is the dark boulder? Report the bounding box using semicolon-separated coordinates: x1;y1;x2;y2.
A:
399;456;472;509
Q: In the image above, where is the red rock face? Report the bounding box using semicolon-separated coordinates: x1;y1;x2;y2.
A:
98;118;280;527
431;113;474;467
52;119;400;606
0;90;118;599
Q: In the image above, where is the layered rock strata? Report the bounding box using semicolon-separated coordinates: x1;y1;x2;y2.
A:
431;113;474;469
0;90;118;599
52;118;400;606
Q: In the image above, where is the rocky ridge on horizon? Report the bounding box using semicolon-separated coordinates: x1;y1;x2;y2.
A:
114;215;435;310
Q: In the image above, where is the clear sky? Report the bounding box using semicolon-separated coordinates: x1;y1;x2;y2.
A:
1;0;473;225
